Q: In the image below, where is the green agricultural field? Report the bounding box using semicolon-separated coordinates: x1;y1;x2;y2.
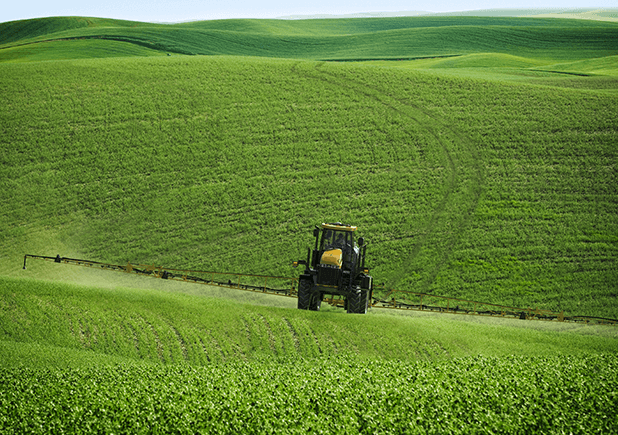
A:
2;355;617;433
1;277;617;433
1;14;617;433
2;15;618;62
2;55;616;317
3;276;616;367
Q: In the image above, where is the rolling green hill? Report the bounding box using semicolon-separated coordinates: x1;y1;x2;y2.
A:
533;54;618;76
0;16;617;317
0;16;151;46
1;16;617;62
1;53;616;318
1;15;617;434
1;16;617;319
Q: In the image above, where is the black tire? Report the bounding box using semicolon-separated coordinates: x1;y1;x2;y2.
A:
360;289;369;313
347;288;368;314
297;278;312;310
309;293;322;311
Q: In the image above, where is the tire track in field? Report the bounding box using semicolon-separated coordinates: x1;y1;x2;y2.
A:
299;62;483;292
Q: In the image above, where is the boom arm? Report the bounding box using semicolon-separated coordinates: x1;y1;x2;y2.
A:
22;254;618;325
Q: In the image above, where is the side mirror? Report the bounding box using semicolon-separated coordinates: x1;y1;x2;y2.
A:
358;237;364;247
313;228;320;238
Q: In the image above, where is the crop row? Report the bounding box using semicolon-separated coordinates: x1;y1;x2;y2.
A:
4;275;618;371
1;355;616;434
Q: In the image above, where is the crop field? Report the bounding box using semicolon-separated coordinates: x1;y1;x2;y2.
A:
1;277;617;433
2;15;618;62
2;355;617;434
3;277;616;367
1;14;617;433
2;54;616;317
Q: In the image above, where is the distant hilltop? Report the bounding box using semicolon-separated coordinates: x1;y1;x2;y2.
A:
277;11;430;19
278;8;618;22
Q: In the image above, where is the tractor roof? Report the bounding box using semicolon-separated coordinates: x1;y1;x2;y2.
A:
321;222;357;232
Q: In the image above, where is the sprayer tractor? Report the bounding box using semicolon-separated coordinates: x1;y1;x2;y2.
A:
293;223;373;314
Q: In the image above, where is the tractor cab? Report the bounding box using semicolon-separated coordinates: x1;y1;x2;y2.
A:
318;224;360;270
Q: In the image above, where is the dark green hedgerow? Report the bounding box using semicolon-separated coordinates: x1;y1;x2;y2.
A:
1;355;616;434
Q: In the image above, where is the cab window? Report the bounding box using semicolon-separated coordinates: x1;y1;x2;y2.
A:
321;230;352;250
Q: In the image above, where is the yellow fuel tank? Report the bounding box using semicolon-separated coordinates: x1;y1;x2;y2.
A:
320;249;343;268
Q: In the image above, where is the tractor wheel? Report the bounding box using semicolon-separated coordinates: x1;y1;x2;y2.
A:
347;288;368;314
309;293;322;311
297;278;312;310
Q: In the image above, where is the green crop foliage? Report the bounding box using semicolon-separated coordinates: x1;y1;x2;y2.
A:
1;355;617;434
1;276;616;368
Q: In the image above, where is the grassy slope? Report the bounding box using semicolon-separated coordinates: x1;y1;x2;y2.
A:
0;39;166;63
1;53;616;318
533;55;618;76
0;17;151;46
523;8;618;22
1;16;617;62
361;54;618;88
1;276;615;369
0;16;617;327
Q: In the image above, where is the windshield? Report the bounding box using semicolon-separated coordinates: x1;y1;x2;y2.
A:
321;230;353;251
